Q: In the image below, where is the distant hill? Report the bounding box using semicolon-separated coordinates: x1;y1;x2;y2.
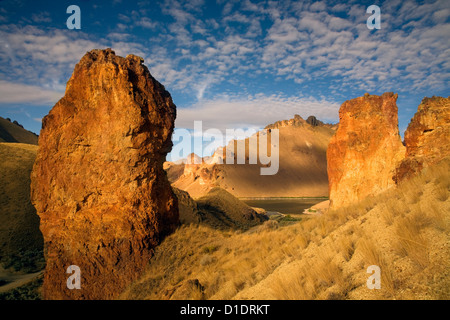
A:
174;187;268;230
0;117;38;145
0;143;44;273
170;115;336;198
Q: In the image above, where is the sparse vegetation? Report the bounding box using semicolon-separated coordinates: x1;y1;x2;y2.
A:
0;143;44;273
0;274;43;300
1;140;448;300
122;158;450;300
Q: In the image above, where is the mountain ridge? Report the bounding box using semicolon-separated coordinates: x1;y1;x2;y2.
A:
0;117;38;145
168;114;336;198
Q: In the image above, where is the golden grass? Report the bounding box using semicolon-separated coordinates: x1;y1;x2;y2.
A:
394;212;429;269
357;238;397;296
336;235;355;262
122;158;450;300
0;143;44;272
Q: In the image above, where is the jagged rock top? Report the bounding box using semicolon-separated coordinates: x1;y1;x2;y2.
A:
31;48;179;299
403;96;450;156
327;92;405;208
394;96;449;183
265;114;334;130
75;48;143;67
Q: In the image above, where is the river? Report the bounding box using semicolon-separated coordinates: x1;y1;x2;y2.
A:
242;198;326;215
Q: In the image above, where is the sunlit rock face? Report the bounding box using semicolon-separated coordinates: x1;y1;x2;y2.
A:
327;92;405;209
30;49;179;299
394;96;450;183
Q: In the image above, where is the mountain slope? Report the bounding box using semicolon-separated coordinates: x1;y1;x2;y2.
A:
174;187;268;230
171;115;335;198
0;117;38;145
0;143;44;272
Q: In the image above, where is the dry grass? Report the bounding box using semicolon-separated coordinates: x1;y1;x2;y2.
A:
357;238;397;296
122;158;450;300
336;235;355;262
394;212;429;269
0;143;44;272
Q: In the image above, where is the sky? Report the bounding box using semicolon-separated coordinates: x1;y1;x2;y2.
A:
0;0;449;159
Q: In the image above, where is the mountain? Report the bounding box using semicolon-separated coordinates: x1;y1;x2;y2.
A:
170;114;336;198
0;117;38;145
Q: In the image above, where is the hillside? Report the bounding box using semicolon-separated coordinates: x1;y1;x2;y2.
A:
0;117;38;145
0;143;44;272
171;115;335;198
174;187;268;230
122;158;449;300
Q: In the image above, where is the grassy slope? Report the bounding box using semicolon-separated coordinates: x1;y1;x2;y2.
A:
195;187;268;230
174;187;268;230
0;143;44;272
0;117;38;145
122;158;449;300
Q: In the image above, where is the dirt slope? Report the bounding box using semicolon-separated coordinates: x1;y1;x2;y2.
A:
172;115;335;198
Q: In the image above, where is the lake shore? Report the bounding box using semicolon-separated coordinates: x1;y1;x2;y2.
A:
238;196;328;200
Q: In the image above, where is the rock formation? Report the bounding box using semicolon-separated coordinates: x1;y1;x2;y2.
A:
327;92;405;209
306;115;322;127
394;96;450;183
30;49;179;299
172;115;335;198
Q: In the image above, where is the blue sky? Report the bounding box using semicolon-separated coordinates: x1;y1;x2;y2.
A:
0;0;449;156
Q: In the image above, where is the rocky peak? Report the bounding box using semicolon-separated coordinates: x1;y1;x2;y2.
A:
265;114;307;129
327;92;405;209
306;115;324;127
30;49;179;299
394;96;450;183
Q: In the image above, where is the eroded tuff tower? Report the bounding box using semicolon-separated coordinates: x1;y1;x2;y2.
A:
31;49;179;299
327;92;406;209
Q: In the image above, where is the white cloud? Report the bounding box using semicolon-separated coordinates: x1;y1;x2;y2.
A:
176;94;340;130
135;17;157;29
0;80;62;105
258;0;450;93
0;0;448;117
31;12;52;23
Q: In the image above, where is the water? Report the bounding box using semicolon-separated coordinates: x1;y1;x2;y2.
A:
242;198;325;215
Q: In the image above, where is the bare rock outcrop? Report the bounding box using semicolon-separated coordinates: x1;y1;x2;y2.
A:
306;115;323;127
394;96;450;183
30;48;179;299
327;92;405;209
